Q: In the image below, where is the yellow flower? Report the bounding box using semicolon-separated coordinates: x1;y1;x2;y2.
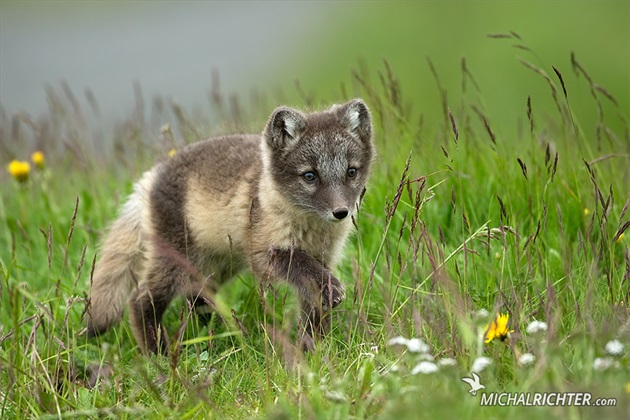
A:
625;382;630;394
31;151;45;169
168;149;177;157
7;160;30;182
483;313;513;343
583;208;590;216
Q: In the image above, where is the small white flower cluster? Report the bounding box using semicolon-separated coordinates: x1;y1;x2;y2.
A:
407;338;430;354
387;335;457;375
515;319;546;368
593;357;619;371
387;336;429;354
387;336;410;347
604;339;624;356
471;356;492;373
518;352;536;366
525;320;548;335
593;339;626;371
473;308;490;320
411;361;439;375
437;358;457;367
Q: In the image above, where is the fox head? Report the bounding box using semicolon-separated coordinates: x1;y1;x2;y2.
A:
262;99;374;223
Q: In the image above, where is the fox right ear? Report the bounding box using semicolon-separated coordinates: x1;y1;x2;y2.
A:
264;107;307;152
336;98;372;146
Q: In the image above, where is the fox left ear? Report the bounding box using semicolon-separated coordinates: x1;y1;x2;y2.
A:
264;107;307;152
336;99;372;145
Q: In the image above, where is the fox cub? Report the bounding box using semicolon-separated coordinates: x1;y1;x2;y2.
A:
87;99;374;354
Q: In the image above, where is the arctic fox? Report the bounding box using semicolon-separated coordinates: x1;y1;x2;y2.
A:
87;99;374;354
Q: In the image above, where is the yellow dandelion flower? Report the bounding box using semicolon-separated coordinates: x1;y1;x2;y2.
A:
483;313;513;343
583;208;590;216
168;149;177;157
31;151;45;169
7;160;30;182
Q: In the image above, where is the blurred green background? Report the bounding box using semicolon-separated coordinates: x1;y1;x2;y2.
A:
295;1;628;141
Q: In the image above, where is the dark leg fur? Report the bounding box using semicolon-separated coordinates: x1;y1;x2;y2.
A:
86;318;105;338
129;256;184;354
129;288;170;354
269;248;344;346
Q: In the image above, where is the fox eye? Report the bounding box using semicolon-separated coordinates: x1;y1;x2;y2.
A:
347;167;357;178
302;172;317;183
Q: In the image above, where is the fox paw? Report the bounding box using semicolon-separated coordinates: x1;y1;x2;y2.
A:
321;275;345;311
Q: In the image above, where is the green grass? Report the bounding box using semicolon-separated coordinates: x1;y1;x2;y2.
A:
1;44;629;418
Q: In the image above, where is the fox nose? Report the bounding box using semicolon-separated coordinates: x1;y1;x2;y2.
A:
332;207;349;220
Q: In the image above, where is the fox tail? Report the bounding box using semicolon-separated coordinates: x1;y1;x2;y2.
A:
87;169;156;336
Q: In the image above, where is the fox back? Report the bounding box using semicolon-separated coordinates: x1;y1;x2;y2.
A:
87;99;374;354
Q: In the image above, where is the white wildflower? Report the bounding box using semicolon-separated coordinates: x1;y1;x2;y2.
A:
605;339;624;356
437;358;457;367
411;361;439;375
387;336;409;347
406;338;430;354
526;320;548;335
593;357;616;371
370;345;379;354
472;356;492;373
518;353;536;366
474;309;490;320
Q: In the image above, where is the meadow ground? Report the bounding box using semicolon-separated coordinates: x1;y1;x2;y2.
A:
1;39;630;418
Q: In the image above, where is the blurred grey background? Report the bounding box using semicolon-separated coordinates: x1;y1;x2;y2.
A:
0;1;330;122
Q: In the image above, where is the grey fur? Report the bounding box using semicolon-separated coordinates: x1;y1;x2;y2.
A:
87;99;375;354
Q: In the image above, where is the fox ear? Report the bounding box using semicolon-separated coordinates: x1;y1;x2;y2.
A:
265;107;306;152
336;98;372;145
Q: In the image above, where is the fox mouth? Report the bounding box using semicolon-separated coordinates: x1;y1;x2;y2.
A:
295;204;352;224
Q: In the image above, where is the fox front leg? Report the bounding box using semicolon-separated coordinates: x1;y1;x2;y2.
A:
267;247;345;348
